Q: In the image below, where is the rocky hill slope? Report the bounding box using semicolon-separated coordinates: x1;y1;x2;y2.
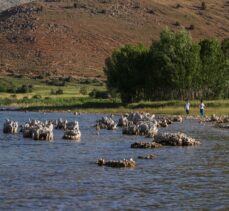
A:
0;0;228;78
0;0;34;12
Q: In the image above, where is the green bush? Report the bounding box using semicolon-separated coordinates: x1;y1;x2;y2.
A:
33;95;42;99
46;79;65;86
79;86;88;95
50;89;64;95
89;89;111;99
7;84;33;93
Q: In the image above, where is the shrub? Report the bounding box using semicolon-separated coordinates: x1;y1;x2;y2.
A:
0;85;6;92
176;4;181;8
187;24;195;30
201;2;207;10
7;85;33;93
175;21;181;26
56;89;64;95
50;89;64;95
46;79;65;86
33;95;42;99
10;94;17;98
89;89;111;99
79;86;88;95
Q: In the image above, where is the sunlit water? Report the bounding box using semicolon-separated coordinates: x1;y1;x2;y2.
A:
0;112;229;210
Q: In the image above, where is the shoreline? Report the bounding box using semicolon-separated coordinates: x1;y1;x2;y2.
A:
1;105;228;116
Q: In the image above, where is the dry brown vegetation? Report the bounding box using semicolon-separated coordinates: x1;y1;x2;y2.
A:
0;0;228;78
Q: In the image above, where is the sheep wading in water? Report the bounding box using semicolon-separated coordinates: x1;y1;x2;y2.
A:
119;112;158;137
120;113;183;137
22;120;54;141
63;121;81;140
96;116;117;130
97;158;136;168
123;121;158;137
154;132;200;146
55;118;68;130
3;120;18;134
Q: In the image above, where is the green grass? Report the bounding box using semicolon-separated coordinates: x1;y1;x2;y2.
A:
0;76;105;99
0;77;228;115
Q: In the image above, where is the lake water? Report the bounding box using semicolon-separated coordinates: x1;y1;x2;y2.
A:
0;112;229;210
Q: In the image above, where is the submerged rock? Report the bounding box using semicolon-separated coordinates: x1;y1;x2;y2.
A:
215;122;229;129
3;120;18;134
131;142;162;149
154;132;200;146
137;155;156;159
97;158;136;168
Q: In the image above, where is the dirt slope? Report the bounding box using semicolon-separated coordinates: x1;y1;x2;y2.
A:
0;0;228;78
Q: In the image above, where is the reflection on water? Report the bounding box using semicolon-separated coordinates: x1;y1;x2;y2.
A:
0;112;229;210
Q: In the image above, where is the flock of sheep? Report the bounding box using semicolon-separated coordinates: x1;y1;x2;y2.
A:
4;112;227;168
3;119;81;141
95;112;200;168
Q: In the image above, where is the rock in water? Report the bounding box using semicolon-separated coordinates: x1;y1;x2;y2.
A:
137;155;156;159
154;132;200;146
131;142;162;149
97;158;136;168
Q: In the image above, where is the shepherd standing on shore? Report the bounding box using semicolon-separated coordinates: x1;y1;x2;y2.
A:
200;100;205;117
184;100;190;115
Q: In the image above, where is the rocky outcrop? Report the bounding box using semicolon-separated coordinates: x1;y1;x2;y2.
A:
97;158;136;168
154;132;200;146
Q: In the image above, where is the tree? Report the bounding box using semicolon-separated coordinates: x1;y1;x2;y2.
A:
199;38;227;98
222;38;229;58
104;44;148;103
147;29;200;99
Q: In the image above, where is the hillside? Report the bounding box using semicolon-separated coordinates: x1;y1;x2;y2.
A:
0;0;228;78
0;0;34;12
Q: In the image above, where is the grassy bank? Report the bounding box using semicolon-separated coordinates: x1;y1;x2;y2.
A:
0;77;228;115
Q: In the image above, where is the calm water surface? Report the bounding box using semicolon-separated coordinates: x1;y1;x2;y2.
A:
0;112;229;210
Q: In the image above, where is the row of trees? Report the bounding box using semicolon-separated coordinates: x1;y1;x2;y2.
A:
104;29;229;103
